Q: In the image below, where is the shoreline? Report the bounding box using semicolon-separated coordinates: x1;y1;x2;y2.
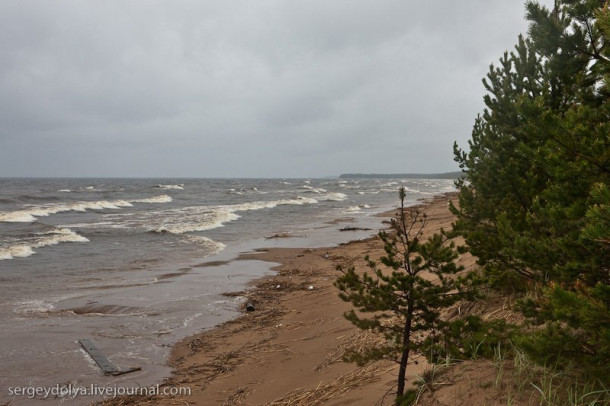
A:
99;192;465;405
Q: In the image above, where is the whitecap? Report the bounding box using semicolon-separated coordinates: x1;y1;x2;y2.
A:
228;196;318;212
156;184;184;190
346;206;362;213
299;185;327;193
0;196;171;223
340;184;361;190
286;196;318;205
318;192;348;202
134;195;173;204
0;228;89;261
149;196;319;235
182;235;226;255
153;209;240;234
0;200;131;223
0;211;38;222
0;245;35;260
345;204;371;214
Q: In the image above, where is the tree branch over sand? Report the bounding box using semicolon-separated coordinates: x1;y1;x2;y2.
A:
335;187;479;405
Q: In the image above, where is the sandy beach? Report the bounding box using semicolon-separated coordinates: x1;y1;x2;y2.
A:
100;193;475;405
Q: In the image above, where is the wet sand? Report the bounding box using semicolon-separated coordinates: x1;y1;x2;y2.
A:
99;193;473;405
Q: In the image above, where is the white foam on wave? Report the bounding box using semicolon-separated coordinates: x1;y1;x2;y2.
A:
13;299;56;316
299;185;327;194
287;196;319;205
229;196;318;212
398;186;434;195
345;204;372;214
0;228;89;261
318;192;348;202
380;187;414;194
0;245;35;260
12;292;85;317
0;195;171;223
338;183;360;190
58;220;128;229
0;211;38;222
0;200;132;223
155;208;240;234
152;196;319;235
182;235;227;255
135;195;173;204
156;184;184;190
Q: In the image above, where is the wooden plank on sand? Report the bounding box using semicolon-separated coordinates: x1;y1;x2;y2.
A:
78;338;141;376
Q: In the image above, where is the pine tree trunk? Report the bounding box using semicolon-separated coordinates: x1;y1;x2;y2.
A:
396;299;414;403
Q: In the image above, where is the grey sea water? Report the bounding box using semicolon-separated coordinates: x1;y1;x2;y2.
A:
0;177;455;404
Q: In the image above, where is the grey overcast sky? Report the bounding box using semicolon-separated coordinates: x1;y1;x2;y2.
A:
0;1;548;178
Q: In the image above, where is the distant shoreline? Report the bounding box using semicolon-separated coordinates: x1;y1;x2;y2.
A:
339;171;462;179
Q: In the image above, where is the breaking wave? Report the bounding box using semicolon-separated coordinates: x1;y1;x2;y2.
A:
182;235;226;255
153;208;239;234
134;195;173;204
300;185;327;194
346;206;362;213
0;228;89;261
318;192;347;202
156;184;184;190
152;196;319;235
345;204;372;213
0;196;172;223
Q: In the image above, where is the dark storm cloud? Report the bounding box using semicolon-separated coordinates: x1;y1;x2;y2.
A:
0;1;549;177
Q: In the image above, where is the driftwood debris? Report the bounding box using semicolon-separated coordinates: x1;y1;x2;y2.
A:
339;226;372;232
78;339;141;376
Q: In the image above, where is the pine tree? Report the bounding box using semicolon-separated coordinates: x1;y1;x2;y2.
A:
453;0;610;382
335;187;476;404
453;1;609;288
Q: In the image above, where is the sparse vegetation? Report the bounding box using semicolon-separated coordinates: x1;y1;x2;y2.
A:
335;186;478;405
338;1;609;403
